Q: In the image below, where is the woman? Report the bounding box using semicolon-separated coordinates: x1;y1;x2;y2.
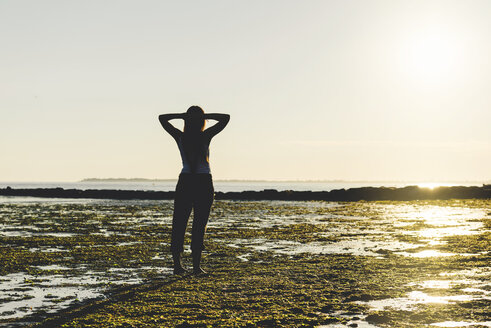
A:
159;106;230;275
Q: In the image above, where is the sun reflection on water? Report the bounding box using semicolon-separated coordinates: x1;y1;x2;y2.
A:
431;321;491;327
397;250;459;257
416;182;454;189
389;205;485;244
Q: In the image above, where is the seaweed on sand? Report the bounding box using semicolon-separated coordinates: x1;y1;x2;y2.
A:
0;200;488;327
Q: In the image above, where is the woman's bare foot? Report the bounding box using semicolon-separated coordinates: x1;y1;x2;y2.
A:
173;266;188;275
172;252;187;275
193;267;207;275
192;251;207;275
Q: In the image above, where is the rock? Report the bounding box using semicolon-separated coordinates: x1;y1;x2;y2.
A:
366;313;391;324
319;304;334;313
1;185;490;201
345;293;374;302
290;307;304;314
256;318;278;326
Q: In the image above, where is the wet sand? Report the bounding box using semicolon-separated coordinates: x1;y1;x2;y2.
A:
0;199;489;327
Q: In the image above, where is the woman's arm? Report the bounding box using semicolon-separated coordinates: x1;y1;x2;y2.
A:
158;113;185;140
204;113;230;138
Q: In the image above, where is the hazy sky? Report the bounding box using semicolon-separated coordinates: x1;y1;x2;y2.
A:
1;0;490;182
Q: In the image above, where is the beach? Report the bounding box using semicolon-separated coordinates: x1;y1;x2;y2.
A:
3;0;491;326
0;197;489;327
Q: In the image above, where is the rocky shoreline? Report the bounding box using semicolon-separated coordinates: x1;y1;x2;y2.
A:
1;185;490;201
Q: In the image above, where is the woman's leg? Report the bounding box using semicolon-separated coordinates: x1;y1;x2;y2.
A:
171;176;192;274
191;175;214;274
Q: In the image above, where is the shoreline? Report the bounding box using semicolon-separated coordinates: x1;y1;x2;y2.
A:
1;185;490;201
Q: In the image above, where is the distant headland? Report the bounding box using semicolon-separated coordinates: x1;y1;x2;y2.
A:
80;178;357;183
79;178;489;184
80;178;176;182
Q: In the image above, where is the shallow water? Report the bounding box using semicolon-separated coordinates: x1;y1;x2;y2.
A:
0;198;489;326
430;321;491;327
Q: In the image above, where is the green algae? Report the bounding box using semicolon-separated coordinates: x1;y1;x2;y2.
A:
36;254;490;327
0;199;489;327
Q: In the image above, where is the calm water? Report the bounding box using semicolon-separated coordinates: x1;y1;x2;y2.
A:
0;180;483;193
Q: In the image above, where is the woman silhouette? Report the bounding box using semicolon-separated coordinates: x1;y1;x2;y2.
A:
159;106;230;274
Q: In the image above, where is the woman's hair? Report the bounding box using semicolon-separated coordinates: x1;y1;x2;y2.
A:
182;106;206;173
184;106;205;132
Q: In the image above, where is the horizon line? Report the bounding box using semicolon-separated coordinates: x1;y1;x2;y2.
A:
76;177;491;183
1;178;490;184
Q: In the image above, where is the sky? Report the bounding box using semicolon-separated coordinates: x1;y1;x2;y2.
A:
1;0;490;182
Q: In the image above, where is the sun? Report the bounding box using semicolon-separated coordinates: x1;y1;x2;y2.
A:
410;34;454;76
400;26;463;85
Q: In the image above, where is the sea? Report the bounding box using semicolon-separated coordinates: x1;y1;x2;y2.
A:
0;180;484;193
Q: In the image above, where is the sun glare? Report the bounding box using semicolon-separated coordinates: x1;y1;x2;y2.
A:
417;182;449;189
410;34;454;75
400;26;463;85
